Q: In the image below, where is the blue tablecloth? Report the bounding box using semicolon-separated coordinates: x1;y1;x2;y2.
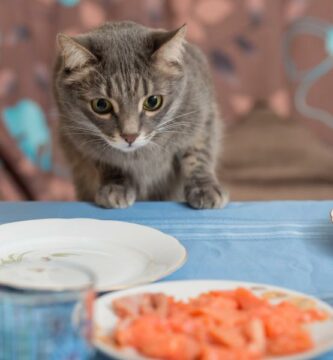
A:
0;200;333;360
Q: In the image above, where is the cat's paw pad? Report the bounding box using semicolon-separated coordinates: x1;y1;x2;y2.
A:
185;183;228;209
95;184;136;209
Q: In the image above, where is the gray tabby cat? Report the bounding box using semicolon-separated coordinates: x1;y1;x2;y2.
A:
53;21;227;209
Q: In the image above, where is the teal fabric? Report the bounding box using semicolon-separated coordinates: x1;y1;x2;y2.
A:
0;200;333;359
326;27;333;55
58;0;80;6
2;99;51;171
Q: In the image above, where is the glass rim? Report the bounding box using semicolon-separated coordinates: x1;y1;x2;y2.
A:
0;260;96;293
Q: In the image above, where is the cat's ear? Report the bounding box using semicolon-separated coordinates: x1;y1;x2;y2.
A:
56;33;96;70
151;24;187;73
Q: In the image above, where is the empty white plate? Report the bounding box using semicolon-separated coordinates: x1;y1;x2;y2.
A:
0;219;187;292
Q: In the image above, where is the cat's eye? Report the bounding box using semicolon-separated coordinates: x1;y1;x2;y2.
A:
143;95;163;112
91;98;113;115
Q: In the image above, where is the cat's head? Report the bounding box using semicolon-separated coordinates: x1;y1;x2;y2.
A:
54;21;187;154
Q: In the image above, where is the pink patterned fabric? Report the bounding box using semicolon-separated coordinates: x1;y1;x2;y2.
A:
0;0;332;200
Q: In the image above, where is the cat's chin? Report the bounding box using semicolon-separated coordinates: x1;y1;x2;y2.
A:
108;141;148;153
117;146;142;153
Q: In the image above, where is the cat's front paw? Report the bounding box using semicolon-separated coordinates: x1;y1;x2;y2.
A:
185;182;228;209
95;184;136;209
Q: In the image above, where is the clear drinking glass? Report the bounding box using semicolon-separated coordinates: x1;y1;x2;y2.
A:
0;261;95;360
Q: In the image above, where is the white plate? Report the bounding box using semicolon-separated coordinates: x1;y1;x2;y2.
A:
94;280;333;360
0;219;186;292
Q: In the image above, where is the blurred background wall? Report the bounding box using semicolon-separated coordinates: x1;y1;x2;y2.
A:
0;0;333;201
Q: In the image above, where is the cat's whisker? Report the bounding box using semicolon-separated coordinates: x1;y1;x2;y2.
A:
155;110;199;129
156;130;183;134
62;124;97;130
156;123;195;132
156;118;182;129
156;118;177;129
155;119;199;132
62;125;102;136
63;133;106;142
97;142;112;162
156;123;190;132
64;130;101;136
172;110;200;119
82;139;108;148
156;123;202;134
149;141;172;155
160;110;199;124
159;120;194;127
74;132;110;146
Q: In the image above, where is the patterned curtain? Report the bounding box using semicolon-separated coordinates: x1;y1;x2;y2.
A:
0;0;332;200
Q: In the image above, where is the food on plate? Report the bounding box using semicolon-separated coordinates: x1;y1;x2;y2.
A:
105;288;328;360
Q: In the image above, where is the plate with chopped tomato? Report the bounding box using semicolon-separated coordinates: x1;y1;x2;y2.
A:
94;280;333;360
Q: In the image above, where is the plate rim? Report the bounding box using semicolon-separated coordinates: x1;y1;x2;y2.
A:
0;218;187;292
94;279;333;360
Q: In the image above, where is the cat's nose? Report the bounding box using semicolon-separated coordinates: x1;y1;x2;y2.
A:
121;133;138;145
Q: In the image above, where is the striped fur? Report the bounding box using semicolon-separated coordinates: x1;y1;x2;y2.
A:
53;21;226;209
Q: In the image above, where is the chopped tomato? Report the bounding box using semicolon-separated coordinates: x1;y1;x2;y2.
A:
107;288;327;360
267;329;314;355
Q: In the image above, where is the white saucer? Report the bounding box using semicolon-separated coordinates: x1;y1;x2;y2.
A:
0;219;187;292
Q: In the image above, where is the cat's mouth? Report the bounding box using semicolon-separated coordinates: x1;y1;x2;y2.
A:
106;135;150;153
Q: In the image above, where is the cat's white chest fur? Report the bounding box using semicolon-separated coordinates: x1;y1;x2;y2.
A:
109;147;182;200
